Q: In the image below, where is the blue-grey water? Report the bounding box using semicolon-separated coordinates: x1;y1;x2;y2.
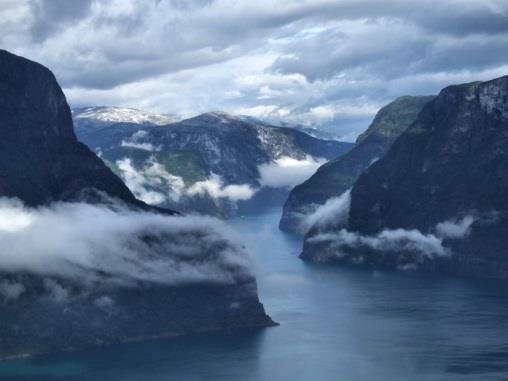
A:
2;209;508;381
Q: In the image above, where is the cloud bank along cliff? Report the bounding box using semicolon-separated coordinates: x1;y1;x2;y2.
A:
302;76;508;279
0;198;253;289
0;49;273;358
74;109;353;217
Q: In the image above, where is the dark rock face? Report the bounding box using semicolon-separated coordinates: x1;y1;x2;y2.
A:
0;278;273;359
302;76;508;279
0;50;274;358
74;110;353;217
280;96;434;233
0;50;143;208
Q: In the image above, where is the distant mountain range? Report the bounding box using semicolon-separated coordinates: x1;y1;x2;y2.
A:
301;75;508;279
74;108;353;217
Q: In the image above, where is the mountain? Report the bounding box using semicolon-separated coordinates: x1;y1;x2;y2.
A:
238;115;344;141
0;52;150;208
0;49;273;358
301;75;508;279
74;110;353;217
73;106;178;127
279;96;435;233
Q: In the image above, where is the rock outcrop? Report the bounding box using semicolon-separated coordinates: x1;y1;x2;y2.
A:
0;50;148;208
302;76;508;279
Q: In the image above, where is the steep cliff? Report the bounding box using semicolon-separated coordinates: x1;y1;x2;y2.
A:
302;76;508;279
280;96;434;233
0;50;147;207
0;50;274;358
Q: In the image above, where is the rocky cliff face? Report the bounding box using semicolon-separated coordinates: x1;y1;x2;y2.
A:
0;50;274;358
280;96;434;233
0;50;145;208
75;110;353;217
301;76;508;279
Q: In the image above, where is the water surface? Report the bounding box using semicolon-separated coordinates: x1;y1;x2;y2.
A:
2;210;508;380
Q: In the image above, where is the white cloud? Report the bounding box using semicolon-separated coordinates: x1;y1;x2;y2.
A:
309;105;336;120
120;141;161;151
116;158;172;205
0;197;253;289
307;215;477;259
257;155;326;188
116;159;256;205
435;215;475;239
120;130;161;151
301;189;351;233
187;173;256;201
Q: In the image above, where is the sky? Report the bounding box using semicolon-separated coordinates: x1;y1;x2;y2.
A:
1;0;508;140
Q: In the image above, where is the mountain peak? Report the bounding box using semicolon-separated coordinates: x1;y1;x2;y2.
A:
355;95;436;144
180;111;245;126
203;111;240;122
72;106;177;127
0;50;145;207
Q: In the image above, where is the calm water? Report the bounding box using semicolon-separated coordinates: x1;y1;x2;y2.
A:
2;210;508;380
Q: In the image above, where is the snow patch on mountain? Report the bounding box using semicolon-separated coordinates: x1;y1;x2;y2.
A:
73;106;177;126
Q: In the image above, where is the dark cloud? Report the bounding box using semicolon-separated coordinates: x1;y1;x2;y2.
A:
270;15;508;82
30;0;92;42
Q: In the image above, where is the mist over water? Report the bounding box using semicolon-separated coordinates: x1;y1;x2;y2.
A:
2;210;508;381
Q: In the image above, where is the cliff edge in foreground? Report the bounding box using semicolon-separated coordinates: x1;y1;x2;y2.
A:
0;50;273;358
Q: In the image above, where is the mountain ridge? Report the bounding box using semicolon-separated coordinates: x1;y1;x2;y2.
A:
74;108;353;216
279;95;435;233
301;75;508;279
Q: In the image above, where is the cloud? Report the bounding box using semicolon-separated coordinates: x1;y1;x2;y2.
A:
301;189;351;233
29;0;92;42
307;215;477;259
0;280;26;300
116;158;256;205
435;215;475;239
187;173;257;201
116;158;179;204
257;155;326;188
310;228;449;258
0;197;254;291
116;153;329;208
121;130;161;151
2;1;507;139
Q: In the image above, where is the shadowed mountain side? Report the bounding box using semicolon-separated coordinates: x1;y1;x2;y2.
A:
280;96;434;233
